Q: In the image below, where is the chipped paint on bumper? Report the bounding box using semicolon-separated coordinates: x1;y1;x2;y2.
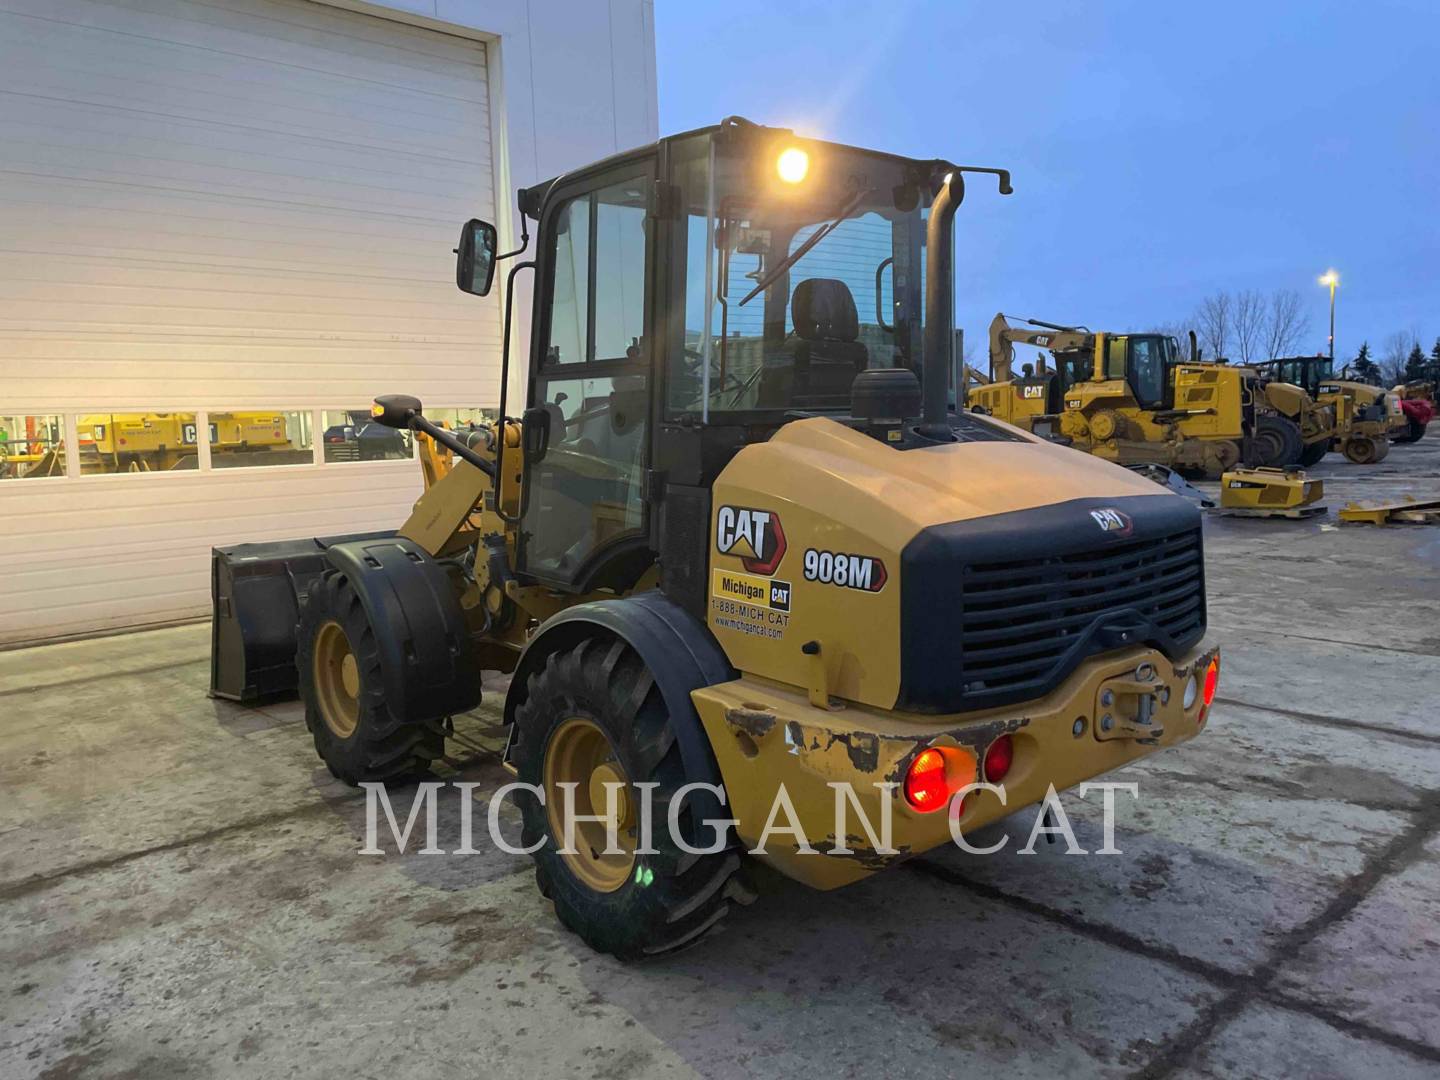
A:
692;641;1219;890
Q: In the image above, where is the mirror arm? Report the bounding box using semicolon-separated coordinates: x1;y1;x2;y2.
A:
494;204;531;264
409;414;495;478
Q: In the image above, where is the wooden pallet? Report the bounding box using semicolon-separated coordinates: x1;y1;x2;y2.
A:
1212;504;1329;520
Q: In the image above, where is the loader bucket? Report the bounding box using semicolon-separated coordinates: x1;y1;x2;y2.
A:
209;532;394;703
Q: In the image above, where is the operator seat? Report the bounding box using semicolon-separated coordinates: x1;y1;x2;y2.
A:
758;278;869;409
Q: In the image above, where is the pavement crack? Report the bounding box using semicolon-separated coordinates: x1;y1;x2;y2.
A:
0;657;208;699
1132;799;1440;1078
905;858;1243;989
1215;696;1440;747
0;794;367;902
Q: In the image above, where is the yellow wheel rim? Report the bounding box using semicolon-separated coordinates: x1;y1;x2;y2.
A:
543;717;637;893
313;620;360;739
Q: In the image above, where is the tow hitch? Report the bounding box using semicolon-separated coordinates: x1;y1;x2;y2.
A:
1094;663;1166;744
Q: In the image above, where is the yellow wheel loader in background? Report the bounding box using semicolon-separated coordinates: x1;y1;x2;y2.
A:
968;315;1307;476
1253;357;1400;464
211;119;1219;959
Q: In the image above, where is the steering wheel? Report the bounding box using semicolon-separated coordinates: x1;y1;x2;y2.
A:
682;346;748;395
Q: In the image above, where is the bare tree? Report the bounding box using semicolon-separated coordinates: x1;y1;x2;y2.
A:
1380;331;1419;385
1262;289;1308;358
1233;289;1265;364
1194;292;1232;361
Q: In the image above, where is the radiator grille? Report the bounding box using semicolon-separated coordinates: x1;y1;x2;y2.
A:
954;527;1205;695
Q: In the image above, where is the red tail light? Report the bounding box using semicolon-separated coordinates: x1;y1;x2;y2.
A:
904;746;977;813
904;748;949;812
983;735;1014;783
1203;656;1220;706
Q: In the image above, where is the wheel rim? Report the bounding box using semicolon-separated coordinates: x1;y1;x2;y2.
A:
543;717;637;893
313;620;360;738
1254;429;1284;465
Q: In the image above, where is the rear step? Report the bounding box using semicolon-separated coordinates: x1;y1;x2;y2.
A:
209;531;395;703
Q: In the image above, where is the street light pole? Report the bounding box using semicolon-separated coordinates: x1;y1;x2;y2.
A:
1319;271;1338;361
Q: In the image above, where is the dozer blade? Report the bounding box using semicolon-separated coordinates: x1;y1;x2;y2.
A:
209;531;394;703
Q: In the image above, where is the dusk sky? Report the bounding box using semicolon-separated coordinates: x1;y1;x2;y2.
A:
656;0;1438;366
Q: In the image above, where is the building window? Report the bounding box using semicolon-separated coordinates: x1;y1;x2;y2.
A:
321;410;413;463
79;413;200;474
0;414;66;480
209;411;313;469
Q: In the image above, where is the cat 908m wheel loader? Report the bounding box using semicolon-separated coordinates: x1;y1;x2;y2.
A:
210;119;1219;959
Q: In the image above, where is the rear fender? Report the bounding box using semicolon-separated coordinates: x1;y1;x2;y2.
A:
505;592;736;827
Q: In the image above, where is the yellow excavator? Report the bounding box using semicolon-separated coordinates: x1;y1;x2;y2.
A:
211;118;1219;959
968;315;1310;476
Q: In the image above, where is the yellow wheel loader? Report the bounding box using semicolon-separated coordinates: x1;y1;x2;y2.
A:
1252;357;1398;465
968;315;1302;477
211;119;1219;959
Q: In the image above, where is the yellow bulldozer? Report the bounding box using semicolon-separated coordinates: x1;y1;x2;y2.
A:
210;119;1219;958
967;315;1312;476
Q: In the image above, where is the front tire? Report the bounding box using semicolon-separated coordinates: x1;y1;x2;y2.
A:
297;571;444;785
1251;414;1304;468
511;638;749;960
1298;439;1330;467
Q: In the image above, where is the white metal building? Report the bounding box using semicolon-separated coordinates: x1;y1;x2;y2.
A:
0;0;658;645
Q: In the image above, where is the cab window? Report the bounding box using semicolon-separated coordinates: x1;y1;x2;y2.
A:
1129;337;1167;409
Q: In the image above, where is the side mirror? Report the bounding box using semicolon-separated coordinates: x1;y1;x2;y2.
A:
521;406;552;465
455;219;498;296
370;394;422;429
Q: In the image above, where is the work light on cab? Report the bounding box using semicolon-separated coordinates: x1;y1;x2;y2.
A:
776;146;809;184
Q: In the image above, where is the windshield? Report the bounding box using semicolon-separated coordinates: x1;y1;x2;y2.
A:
668;133;936;417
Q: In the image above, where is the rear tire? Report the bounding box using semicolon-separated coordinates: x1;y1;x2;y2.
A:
297;571;444;785
511;638;747;960
1395;418;1427;444
1298;439;1330;467
1251;414;1304;467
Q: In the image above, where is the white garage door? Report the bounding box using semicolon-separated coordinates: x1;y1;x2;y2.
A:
0;0;500;645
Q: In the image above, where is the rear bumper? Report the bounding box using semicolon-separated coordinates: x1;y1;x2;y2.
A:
693;640;1218;889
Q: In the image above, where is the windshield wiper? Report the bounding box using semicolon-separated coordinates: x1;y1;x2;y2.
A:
737;186;874;307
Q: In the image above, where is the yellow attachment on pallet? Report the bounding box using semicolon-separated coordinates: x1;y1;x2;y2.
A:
1217;467;1326;518
1339;496;1440;525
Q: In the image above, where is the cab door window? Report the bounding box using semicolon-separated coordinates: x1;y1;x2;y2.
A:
525;172;652;584
1129;337;1167;409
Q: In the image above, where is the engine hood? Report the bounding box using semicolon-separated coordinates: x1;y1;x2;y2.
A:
720;417;1178;554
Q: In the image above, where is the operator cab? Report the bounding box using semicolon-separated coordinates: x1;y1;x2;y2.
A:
452;118;1014;600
